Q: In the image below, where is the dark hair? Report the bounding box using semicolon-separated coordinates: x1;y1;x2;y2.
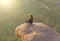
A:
30;15;33;17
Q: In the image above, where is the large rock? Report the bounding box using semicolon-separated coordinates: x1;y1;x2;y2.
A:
15;22;60;41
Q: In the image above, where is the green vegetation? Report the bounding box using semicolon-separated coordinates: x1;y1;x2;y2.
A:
0;0;60;41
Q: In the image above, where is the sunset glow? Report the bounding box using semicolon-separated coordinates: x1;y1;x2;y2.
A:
0;0;13;7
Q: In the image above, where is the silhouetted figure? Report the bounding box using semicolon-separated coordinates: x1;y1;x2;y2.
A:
26;15;33;23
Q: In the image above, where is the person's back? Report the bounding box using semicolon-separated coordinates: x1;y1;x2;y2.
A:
26;15;33;23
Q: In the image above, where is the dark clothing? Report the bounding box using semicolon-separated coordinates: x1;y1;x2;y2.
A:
28;19;33;23
26;19;33;23
26;15;33;24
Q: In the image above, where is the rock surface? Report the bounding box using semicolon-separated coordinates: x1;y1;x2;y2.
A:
15;22;60;41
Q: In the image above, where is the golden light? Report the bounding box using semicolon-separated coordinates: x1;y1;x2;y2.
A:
0;0;13;7
0;0;21;10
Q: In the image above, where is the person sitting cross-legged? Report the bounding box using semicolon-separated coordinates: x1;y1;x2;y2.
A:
26;15;33;24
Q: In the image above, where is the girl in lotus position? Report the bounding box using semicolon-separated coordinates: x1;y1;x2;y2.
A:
26;15;33;23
